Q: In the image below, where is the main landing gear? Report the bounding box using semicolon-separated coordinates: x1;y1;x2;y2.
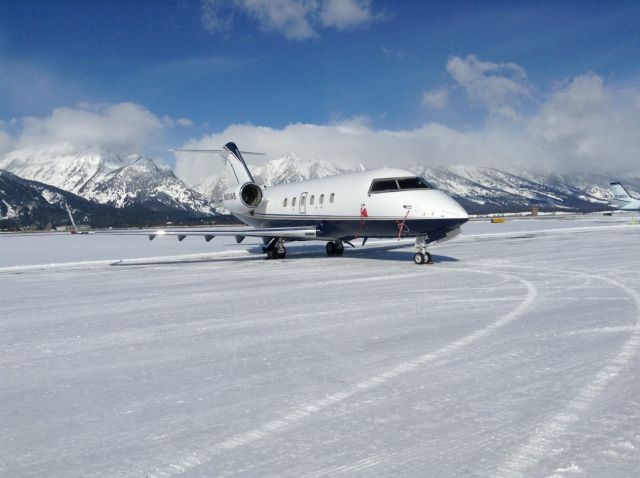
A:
325;241;344;256
264;238;286;259
414;235;433;265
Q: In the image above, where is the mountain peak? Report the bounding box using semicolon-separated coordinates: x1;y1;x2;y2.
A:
1;144;215;217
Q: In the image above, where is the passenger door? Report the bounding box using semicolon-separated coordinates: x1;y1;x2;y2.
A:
299;192;308;214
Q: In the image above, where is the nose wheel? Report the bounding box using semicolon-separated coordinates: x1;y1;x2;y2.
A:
414;251;433;265
326;241;344;256
414;235;433;265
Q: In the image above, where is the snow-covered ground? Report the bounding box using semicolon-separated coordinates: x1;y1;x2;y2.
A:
2;214;640;477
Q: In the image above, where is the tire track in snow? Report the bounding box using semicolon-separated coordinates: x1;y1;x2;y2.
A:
300;266;638;478
147;267;537;478
494;267;640;478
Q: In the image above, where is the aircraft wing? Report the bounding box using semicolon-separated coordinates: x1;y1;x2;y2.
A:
98;226;318;242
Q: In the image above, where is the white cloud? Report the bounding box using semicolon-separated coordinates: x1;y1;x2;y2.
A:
176;71;640;183
200;0;380;40
422;87;449;109
177;118;195;127
528;73;640;172
174;117;542;184
201;0;234;34
0;129;16;156
241;0;317;40
319;0;376;29
17;103;167;153
447;54;531;119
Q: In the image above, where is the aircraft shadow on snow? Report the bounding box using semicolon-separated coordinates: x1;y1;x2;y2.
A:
110;242;459;267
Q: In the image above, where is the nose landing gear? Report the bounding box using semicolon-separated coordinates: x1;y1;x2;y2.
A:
414;235;433;265
414;251;433;265
326;241;344;256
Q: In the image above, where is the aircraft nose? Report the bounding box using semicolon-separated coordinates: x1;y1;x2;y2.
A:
437;191;469;220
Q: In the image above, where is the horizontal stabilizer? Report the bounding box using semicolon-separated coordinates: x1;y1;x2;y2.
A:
170;149;264;155
170;142;260;185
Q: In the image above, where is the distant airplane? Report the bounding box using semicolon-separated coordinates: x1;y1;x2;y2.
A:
121;142;469;264
609;182;640;211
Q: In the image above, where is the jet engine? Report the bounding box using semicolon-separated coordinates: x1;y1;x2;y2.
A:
222;182;263;215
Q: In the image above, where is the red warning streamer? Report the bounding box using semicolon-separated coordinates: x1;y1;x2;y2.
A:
396;209;411;240
355;204;368;239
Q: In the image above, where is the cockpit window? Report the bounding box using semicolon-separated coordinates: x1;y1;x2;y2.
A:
370;179;399;192
397;177;432;189
369;177;432;193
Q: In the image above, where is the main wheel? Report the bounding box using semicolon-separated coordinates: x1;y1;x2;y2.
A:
414;252;426;265
276;248;287;259
326;241;337;256
266;248;277;259
426;252;433;264
335;242;344;256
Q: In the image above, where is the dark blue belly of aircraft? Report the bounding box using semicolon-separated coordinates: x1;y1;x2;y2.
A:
258;216;468;242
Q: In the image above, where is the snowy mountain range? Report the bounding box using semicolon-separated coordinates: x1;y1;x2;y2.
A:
0;169;220;229
193;154;352;204
194;155;636;214
2;143;638;228
0;170;123;228
0;144;215;226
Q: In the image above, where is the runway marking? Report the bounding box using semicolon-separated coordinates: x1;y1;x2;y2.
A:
147;268;537;478
494;268;640;478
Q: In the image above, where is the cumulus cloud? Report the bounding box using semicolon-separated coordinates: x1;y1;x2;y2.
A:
174;117;544;184
528;73;640;172
446;54;531;119
15;102;168;153
176;70;640;183
201;0;380;40
241;0;317;40
319;0;377;29
422;87;449;109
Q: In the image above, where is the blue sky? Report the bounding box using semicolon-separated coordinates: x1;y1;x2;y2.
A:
1;1;640;177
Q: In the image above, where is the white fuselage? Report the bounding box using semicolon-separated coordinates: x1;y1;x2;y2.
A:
226;168;469;242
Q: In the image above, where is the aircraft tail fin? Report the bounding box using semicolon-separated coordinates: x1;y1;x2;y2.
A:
221;142;255;184
610;182;633;201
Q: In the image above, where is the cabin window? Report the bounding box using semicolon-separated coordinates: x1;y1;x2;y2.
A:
300;195;306;207
310;195;315;205
283;198;287;207
319;194;324;205
330;193;335;203
370;177;433;194
397;177;432;190
292;197;296;207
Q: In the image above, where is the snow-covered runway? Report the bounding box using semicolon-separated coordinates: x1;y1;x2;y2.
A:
2;215;640;477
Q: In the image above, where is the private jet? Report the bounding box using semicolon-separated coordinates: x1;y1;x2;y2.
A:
609;182;640;211
139;142;469;264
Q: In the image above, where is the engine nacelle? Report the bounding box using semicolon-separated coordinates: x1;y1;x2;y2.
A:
222;182;264;215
